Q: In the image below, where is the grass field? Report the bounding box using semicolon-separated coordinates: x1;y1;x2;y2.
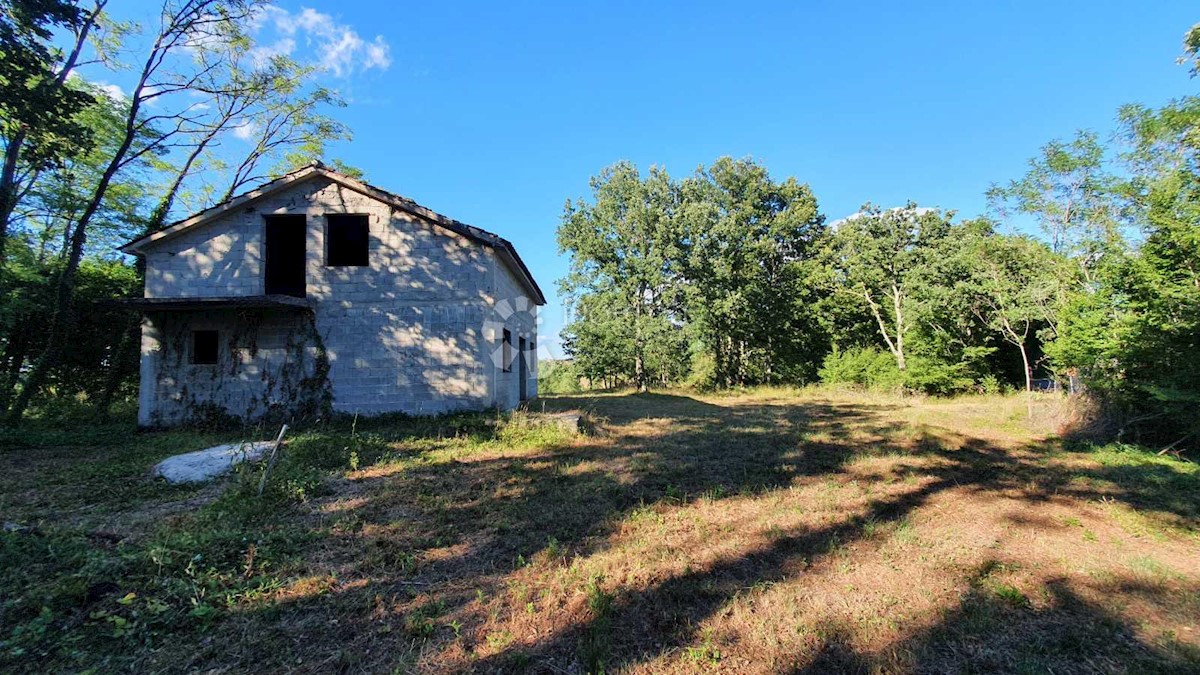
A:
1;388;1198;673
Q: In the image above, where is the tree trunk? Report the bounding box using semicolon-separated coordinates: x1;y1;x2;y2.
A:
1019;342;1032;393
7;110;141;424
634;354;646;392
863;287;905;371
93;318;139;419
0;128;28;262
0;324;30;413
891;285;906;371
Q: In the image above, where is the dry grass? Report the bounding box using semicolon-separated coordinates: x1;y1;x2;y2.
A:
2;388;1198;673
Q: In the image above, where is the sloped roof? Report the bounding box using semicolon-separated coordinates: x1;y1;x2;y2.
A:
119;163;546;305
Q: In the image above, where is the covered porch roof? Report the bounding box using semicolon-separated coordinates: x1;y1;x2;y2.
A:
113;295;314;312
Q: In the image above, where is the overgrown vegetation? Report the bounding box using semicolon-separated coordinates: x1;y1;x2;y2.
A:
2;390;1197;672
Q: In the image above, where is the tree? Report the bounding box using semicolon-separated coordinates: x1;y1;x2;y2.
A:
1182;22;1200;77
1056;95;1200;442
0;0;103;262
960;232;1061;392
986;131;1126;283
827;203;954;372
558;162;685;391
5;0;262;424
12;78;154;260
678;157;827;386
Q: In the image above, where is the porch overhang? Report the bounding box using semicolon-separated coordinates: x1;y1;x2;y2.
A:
112;295;314;312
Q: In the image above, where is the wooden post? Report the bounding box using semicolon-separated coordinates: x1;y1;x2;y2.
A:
257;424;289;497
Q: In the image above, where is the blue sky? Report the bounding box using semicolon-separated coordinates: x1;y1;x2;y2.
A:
104;1;1199;356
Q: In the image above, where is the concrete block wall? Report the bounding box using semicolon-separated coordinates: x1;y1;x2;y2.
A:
138;175;539;423
138;308;326;426
486;249;539;411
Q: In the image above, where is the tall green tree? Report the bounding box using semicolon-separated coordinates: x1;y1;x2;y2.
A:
986;131;1126;283
4;0;264;424
959;231;1061;392
679;157;826;386
558;162;685;391
1047;95;1200;442
827;203;954;372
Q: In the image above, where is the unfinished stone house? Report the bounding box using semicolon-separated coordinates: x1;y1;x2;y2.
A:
119;163;544;427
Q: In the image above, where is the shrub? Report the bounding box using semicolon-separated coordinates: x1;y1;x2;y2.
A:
903;357;976;396
819;347;905;391
820;347;983;395
685;351;718;391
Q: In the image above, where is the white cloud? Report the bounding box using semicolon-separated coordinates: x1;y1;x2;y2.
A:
95;81;127;102
249;6;390;77
232;120;259;141
249;37;297;68
364;37;391;70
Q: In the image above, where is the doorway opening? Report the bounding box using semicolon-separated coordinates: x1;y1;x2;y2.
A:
518;336;528;402
265;215;307;297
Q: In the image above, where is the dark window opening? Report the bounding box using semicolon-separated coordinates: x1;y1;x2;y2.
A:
326;214;369;267
502;329;512;372
192;330;219;365
265;214;307;297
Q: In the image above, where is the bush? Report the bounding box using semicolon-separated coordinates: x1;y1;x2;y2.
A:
685;351;718;391
820;347;984;396
819;347;905;391
903;357;976;396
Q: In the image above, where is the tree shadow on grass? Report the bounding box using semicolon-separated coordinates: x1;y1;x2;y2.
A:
451;395;1198;673
397;393;909;570
153;391;1200;673
465;429;1031;673
792;566;1200;674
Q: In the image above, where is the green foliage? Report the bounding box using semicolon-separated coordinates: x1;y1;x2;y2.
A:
558;162;688;391
559;157;828;390
1182;23;1200;77
0;243;139;409
1044;95;1200;444
903;357;979;396
0;0;360;423
559;162;1062;397
819;347;904;391
819;347;987;396
986;130;1125;272
679;157;828;386
537;359;583;394
822;202;1021;395
0;0;97;182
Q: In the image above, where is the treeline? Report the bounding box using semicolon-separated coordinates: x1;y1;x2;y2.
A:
556;25;1200;448
0;0;355;424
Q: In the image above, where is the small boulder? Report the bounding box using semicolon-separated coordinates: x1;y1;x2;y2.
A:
153;441;275;484
540;412;583;433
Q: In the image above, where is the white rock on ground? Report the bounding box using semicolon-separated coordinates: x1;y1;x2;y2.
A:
153;441;276;484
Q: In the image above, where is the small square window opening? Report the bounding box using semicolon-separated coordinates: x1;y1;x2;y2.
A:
192;330;219;365
326;214;369;266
